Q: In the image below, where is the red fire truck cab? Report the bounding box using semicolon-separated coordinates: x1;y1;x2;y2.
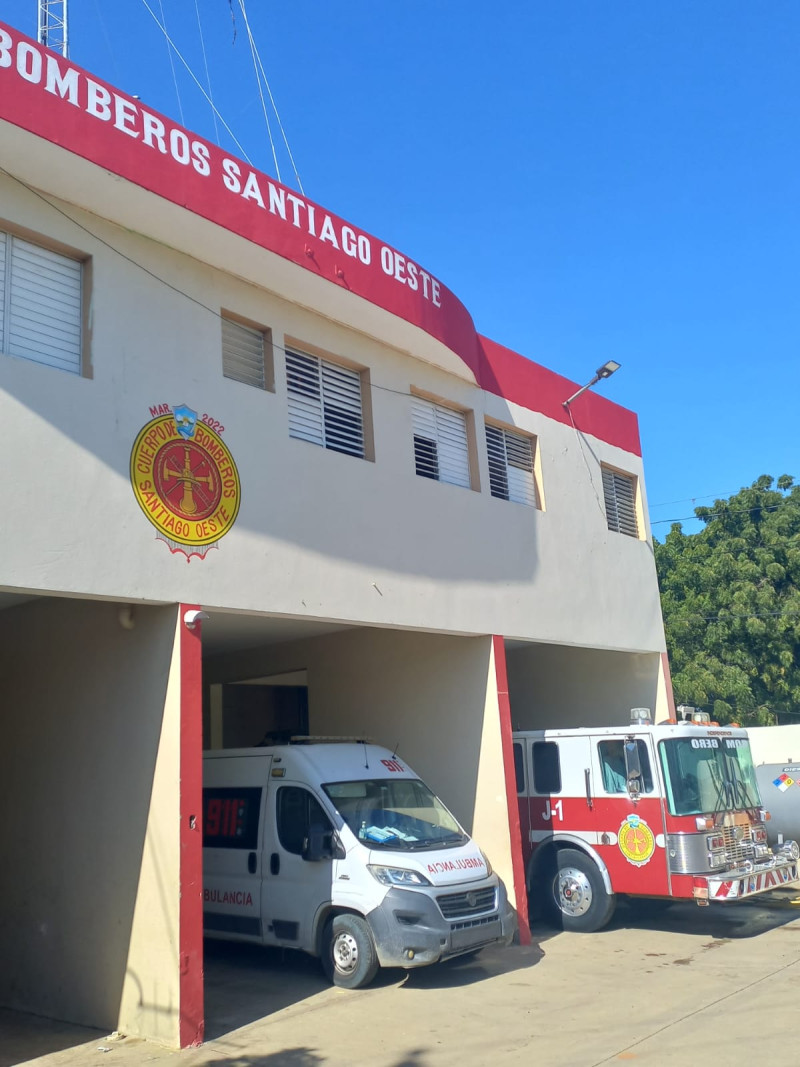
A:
513;714;800;932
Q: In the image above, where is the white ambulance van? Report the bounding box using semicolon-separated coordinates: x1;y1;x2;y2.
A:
203;738;516;988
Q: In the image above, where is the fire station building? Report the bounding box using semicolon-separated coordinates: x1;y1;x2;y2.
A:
0;19;672;1048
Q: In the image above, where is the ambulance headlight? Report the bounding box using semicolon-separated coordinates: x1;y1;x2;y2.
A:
368;865;432;887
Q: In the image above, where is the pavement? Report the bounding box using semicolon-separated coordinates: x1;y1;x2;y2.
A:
3;889;800;1067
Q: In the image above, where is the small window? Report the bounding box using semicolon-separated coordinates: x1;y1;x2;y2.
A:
286;348;365;458
0;231;83;374
486;424;538;506
276;786;332;855
513;742;525;794
602;467;639;537
222;315;273;390
598;740;653;794
202;787;262;850
532;741;561;794
412;396;470;488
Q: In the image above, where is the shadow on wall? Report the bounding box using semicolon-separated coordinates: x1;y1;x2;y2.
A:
506;644;662;730
0;597;176;1034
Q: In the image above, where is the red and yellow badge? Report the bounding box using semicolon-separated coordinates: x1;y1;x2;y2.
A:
618;814;656;867
130;404;241;559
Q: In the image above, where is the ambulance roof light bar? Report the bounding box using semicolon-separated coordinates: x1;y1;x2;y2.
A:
289;735;376;745
630;708;652;725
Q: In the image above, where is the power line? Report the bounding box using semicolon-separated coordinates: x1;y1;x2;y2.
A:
3;168;413;401
649;489;743;509
138;0;254;165
651;498;797;526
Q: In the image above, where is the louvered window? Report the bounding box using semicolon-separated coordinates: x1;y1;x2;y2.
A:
222;316;271;389
602;467;639;537
0;232;82;374
486;424;537;506
286;348;364;458
412;397;471;488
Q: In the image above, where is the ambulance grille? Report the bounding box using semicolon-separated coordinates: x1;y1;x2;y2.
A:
437;887;497;920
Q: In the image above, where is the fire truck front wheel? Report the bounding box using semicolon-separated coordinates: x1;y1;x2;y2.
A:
544;848;616;933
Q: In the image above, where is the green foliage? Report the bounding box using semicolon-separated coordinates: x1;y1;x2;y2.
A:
654;475;800;726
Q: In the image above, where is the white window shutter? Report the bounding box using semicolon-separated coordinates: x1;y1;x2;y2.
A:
286;349;324;446
486;425;509;499
8;237;81;374
320;360;364;457
287;349;364;458
412;397;470;488
486;424;536;506
602;468;639;537
222;317;266;388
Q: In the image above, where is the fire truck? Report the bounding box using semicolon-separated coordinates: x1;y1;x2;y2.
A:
513;711;800;932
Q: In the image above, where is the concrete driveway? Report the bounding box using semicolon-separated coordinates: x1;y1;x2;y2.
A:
3;889;800;1067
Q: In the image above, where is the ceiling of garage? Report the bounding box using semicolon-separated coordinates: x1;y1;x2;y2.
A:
0;590;352;656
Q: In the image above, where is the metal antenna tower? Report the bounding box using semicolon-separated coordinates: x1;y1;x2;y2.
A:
38;0;69;57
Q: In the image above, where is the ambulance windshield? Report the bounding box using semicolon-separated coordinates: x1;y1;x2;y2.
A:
659;736;761;816
323;777;467;850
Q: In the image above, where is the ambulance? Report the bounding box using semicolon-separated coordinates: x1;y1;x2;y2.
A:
202;738;516;987
513;711;800;932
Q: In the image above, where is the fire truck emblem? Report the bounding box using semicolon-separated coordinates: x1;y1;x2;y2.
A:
618;814;656;867
130;405;241;560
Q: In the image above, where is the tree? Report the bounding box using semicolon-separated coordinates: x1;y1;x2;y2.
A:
654;475;800;726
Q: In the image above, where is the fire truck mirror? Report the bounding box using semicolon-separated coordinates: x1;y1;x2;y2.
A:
624;739;643;796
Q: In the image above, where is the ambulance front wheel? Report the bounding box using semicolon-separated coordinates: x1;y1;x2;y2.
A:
544;848;616;933
322;913;380;989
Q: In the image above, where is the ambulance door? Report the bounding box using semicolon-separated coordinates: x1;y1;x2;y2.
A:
202;753;271;940
591;734;670;896
261;784;338;954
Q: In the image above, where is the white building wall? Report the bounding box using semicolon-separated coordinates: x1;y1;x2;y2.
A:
0;170;664;661
748;726;800;766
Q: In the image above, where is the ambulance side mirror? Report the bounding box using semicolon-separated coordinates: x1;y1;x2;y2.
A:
303;828;342;862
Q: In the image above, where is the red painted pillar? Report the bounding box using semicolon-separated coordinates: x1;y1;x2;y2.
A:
492;635;531;945
179;604;205;1047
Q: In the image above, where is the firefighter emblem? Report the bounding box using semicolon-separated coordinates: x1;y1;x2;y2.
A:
130;405;241;560
618;814;656;867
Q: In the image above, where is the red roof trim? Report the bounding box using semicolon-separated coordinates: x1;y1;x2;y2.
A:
0;20;639;456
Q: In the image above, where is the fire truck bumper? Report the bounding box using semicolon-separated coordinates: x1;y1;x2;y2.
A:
698;851;800;903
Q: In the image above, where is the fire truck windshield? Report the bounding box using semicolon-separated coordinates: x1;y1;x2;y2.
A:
658;736;761;816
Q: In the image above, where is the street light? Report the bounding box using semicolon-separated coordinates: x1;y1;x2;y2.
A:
562;361;621;409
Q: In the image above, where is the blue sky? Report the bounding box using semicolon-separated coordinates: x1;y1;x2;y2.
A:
6;1;797;535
